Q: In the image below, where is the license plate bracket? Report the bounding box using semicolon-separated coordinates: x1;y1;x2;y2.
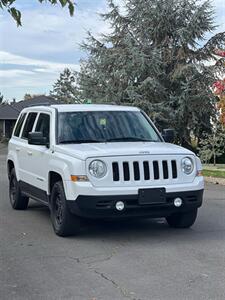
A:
138;188;166;205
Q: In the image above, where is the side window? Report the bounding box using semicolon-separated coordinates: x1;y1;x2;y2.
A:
35;113;50;141
21;113;37;139
14;113;26;137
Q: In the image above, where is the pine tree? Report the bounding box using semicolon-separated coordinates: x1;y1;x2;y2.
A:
77;0;225;149
50;68;81;104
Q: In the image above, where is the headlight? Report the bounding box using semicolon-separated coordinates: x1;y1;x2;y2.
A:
181;157;194;174
89;160;107;178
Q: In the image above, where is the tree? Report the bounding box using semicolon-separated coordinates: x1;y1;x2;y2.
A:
23;93;44;100
213;49;225;126
0;0;75;26
50;68;81;103
0;92;4;104
77;0;225;149
198;121;225;165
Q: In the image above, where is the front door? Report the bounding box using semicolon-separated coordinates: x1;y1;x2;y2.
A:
26;113;52;199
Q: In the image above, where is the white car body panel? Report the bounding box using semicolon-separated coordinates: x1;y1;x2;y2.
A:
55;141;194;161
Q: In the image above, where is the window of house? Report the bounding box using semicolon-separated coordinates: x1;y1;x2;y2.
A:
14;113;26;137
21;112;38;139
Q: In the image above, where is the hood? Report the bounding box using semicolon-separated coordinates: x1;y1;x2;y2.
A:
55;142;194;160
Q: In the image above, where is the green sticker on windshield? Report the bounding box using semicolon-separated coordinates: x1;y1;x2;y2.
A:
100;118;107;126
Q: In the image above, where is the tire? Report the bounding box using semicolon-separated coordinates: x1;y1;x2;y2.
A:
166;209;198;228
9;168;29;210
50;181;81;237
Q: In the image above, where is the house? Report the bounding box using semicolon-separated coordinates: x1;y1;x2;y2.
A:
0;96;58;138
0;104;19;139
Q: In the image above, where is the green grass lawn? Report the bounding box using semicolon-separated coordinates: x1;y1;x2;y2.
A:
202;169;225;179
203;164;225;170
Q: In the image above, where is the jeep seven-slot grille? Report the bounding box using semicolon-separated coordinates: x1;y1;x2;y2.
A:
112;160;178;182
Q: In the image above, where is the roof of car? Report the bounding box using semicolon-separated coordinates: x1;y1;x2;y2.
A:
22;104;140;113
51;104;140;112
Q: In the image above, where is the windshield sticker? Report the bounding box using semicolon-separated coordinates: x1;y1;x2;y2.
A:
100;118;107;126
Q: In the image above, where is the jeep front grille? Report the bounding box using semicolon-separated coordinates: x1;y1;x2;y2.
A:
112;160;178;182
86;155;195;187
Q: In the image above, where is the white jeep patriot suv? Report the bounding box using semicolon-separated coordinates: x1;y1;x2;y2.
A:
7;104;204;236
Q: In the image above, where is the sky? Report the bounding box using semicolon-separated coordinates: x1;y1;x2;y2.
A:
0;0;225;102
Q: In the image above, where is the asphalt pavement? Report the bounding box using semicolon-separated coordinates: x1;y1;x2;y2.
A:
1;145;225;300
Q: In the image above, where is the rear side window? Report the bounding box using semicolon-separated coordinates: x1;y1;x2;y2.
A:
35;113;50;141
14;113;26;137
21;112;38;139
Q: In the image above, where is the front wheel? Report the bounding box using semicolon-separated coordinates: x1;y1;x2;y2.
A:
50;181;81;237
166;209;198;228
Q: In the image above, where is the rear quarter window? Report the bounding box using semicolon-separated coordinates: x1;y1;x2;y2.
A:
14;113;26;137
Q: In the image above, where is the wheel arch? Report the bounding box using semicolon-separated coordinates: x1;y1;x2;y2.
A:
7;149;20;180
48;158;75;200
7;159;15;179
49;171;63;193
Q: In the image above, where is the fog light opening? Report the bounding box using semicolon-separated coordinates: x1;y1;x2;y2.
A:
115;201;125;211
174;197;182;207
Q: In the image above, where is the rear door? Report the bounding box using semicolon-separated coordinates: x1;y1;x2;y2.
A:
10;112;27;179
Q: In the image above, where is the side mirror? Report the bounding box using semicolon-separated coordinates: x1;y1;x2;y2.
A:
28;132;48;146
162;129;175;143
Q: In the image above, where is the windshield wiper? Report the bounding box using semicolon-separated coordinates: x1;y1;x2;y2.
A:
59;137;159;144
106;137;158;142
59;139;105;144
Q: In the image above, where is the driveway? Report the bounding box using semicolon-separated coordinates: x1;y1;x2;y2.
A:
1;148;225;300
0;142;7;155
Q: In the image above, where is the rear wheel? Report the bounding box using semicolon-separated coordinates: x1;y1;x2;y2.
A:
50;181;81;237
166;209;198;228
9;168;29;210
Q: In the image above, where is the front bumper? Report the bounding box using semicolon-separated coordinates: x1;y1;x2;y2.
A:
67;189;204;219
64;176;204;201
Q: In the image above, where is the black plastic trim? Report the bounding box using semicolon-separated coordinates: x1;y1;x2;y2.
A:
53;107;59;145
19;181;49;205
67;189;204;219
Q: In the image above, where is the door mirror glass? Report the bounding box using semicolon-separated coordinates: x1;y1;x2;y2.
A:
28;132;48;146
162;129;175;143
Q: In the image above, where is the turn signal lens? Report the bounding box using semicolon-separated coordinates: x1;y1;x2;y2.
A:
196;171;202;176
71;175;89;182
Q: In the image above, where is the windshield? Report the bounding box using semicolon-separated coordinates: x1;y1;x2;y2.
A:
58;111;161;144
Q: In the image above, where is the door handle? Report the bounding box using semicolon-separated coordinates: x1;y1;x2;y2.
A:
16;147;20;152
27;151;33;156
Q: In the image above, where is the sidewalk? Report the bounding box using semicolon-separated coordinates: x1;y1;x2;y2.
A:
204;176;225;186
